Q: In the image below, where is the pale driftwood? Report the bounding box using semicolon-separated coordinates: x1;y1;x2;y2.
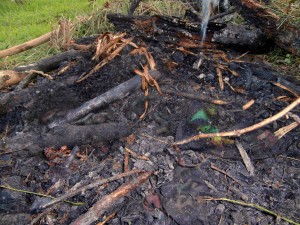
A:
49;69;162;128
0;31;53;58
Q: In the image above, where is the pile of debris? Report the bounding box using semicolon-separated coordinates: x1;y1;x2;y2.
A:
0;0;299;224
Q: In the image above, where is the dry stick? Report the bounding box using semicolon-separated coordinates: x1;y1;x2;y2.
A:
204;197;300;225
275;112;300;138
0;31;54;58
30;206;56;225
235;140;255;176
288;112;300;124
275;122;298;139
71;171;152;225
164;89;228;105
174;97;300;146
96;212;116;225
210;164;241;184
124;152;130;172
38;169;142;211
124;147;150;161
49;70;162;128
0;185;83;206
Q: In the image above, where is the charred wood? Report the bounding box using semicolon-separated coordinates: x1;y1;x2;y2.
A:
13;49;81;73
128;0;142;15
48;69;162;128
5;122;131;155
107;13;225;48
231;0;300;56
107;13;270;51
212;25;269;50
230;0;279;36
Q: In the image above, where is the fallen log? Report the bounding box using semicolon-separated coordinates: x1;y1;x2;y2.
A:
5;122;132;154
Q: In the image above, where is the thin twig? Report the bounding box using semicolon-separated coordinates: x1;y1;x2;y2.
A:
210;164;241;184
30;205;56;225
0;185;83;206
272;82;299;98
174;98;300;145
203;197;300;225
96;212;116;225
140;133;170;144
125;147;150;161
38;169;142;210
275;122;298;139
164;89;228;105
124;151;129;172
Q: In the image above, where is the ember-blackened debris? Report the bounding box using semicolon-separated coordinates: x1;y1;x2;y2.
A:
1;3;300;225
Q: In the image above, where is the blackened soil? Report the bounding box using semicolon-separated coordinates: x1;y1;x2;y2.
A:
0;35;299;225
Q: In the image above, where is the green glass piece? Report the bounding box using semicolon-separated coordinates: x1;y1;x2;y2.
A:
191;109;209;122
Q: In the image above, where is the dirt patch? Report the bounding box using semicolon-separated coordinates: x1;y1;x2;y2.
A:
0;33;299;225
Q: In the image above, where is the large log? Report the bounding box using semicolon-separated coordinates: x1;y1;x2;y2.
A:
107;13;268;50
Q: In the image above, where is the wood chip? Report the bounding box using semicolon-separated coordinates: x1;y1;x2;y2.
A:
242;99;255;110
235;140;255;176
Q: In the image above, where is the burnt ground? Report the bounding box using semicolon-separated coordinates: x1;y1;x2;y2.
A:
0;34;300;225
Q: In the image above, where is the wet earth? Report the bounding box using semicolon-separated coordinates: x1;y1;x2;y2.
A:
0;33;300;225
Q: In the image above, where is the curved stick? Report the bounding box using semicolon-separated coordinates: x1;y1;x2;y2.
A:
174;97;300;146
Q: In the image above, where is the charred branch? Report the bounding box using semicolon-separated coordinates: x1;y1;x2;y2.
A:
13;49;81;73
231;0;300;56
49;69;162;128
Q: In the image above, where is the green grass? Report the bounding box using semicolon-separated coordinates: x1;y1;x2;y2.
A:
0;0;106;68
0;0;98;49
